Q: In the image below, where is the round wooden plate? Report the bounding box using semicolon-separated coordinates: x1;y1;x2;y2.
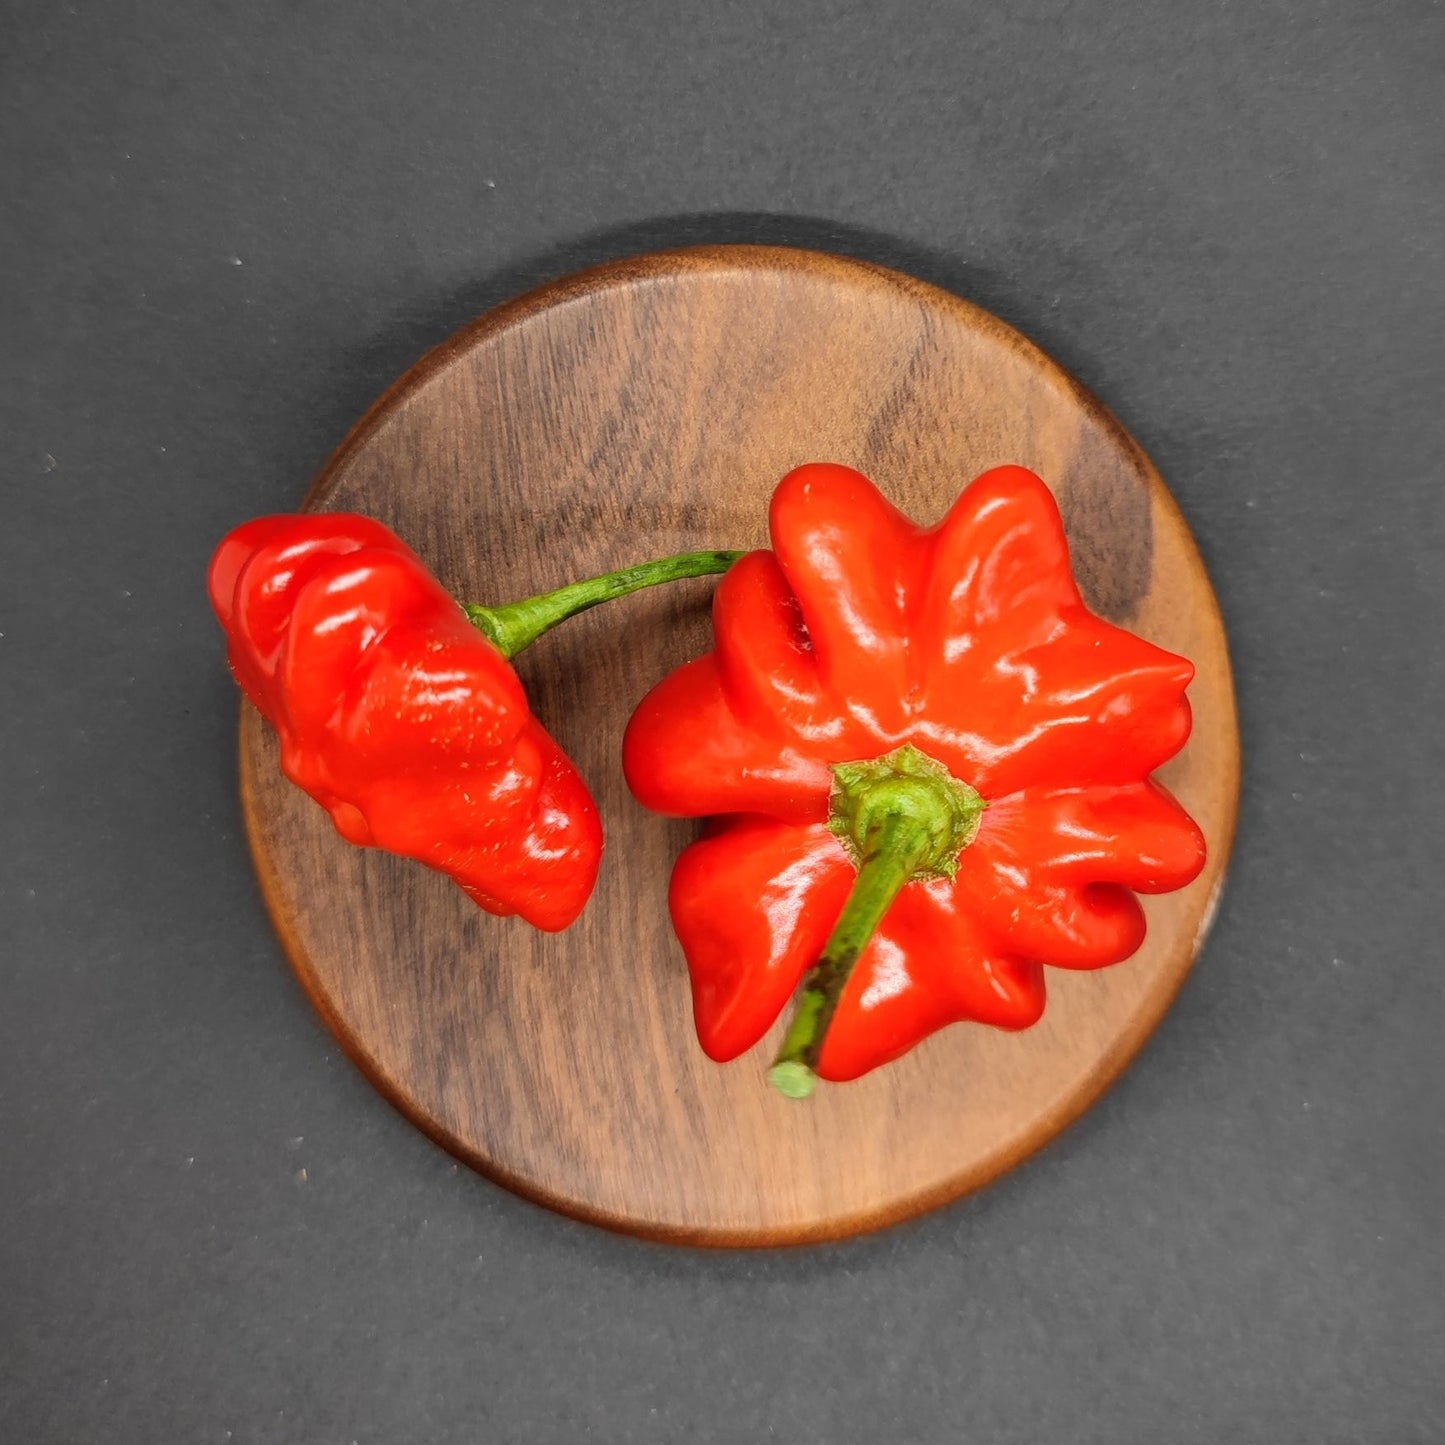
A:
240;246;1239;1246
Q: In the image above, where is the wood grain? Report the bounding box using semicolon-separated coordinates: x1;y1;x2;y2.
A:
239;246;1240;1245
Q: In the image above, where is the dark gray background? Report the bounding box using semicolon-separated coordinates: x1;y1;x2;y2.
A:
3;2;1442;1440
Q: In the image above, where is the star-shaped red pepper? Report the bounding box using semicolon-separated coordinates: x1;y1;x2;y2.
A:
623;463;1206;1091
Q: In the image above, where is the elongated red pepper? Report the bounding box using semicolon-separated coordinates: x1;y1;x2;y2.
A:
209;512;738;932
623;463;1206;1094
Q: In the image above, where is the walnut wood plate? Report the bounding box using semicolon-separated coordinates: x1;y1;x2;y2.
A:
240;246;1239;1246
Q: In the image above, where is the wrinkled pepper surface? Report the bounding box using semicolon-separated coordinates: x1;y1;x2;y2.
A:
623;463;1206;1093
209;513;602;931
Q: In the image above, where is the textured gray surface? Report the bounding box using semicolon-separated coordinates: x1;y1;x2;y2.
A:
2;2;1442;1440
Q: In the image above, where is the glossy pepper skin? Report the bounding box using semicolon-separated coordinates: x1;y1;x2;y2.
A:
623;463;1206;1081
209;514;602;931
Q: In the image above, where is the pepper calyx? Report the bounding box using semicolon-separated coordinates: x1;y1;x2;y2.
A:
827;744;985;881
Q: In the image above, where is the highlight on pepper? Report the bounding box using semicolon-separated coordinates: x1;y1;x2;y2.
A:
622;462;1207;1095
208;511;739;932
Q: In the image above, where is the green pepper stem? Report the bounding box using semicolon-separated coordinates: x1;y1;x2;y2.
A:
769;746;986;1100
463;550;744;658
768;811;935;1100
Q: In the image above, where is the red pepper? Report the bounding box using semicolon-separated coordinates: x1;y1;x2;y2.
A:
623;463;1206;1095
210;512;738;932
